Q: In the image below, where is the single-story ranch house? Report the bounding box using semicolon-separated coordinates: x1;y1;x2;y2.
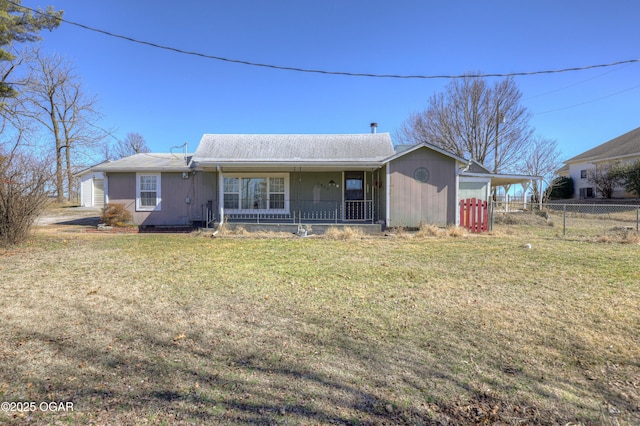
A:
90;130;539;230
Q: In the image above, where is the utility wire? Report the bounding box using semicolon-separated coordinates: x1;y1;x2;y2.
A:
534;84;640;115
523;63;631;101
12;1;640;80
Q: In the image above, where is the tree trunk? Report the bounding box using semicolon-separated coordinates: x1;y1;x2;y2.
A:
50;98;64;202
65;142;72;203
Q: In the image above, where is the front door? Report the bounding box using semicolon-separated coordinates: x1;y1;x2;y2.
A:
344;171;364;220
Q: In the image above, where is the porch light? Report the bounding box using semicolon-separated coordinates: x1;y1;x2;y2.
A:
328;180;339;188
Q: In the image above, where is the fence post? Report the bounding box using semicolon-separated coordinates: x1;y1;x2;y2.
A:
563;204;567;236
490;201;495;231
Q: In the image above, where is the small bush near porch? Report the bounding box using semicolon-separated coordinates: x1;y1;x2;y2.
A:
0;227;638;424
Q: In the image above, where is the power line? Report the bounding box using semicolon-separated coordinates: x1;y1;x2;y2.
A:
12;1;640;80
523;63;631;101
534;84;640;115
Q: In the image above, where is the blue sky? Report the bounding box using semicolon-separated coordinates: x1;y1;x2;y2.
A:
26;0;640;162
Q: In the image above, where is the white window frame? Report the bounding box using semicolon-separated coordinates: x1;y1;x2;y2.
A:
222;173;289;214
136;173;161;211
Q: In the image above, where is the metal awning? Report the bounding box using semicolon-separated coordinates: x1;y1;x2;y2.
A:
461;172;543;187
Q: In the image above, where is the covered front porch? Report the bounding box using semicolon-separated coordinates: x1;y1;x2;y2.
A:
200;168;385;228
223;199;376;224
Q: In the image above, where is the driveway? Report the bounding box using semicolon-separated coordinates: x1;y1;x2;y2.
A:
35;206;102;227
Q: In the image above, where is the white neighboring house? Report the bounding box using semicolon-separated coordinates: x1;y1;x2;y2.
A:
560;126;640;199
76;162;108;208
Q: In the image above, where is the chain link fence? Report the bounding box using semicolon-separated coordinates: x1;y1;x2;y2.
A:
493;199;640;237
545;202;640;236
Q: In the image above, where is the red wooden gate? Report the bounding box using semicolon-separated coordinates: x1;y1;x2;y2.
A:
459;198;489;233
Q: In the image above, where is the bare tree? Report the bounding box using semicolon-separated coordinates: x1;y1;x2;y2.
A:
114;132;150;158
586;163;621;199
519;136;564;203
22;47;106;202
395;75;533;173
0;107;51;246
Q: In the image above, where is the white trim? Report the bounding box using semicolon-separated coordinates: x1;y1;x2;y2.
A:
104;175;109;205
136;173;162;211
383;142;468;164
455;172;460;226
341;171;345;220
385;165;390;228
221;173;290;214
458;176;492;183
218;168;224;220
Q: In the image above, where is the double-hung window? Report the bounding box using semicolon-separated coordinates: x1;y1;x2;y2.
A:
223;174;288;213
136;173;161;211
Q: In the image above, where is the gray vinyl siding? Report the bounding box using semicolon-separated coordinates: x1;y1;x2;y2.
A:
105;173;136;222
189;171;217;223
387;148;456;227
108;169;387;225
377;165;387;225
106;172;218;226
290;171;343;217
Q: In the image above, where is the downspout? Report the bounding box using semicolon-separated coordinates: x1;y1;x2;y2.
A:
212;165;224;236
104;173;109;205
455;172;460;227
385;164;390;229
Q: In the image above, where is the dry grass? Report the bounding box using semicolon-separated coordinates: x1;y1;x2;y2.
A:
391;224;469;239
0;223;638;425
415;223;443;237
323;226;365;240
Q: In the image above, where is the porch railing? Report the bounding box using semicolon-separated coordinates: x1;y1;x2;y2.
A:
205;199;375;224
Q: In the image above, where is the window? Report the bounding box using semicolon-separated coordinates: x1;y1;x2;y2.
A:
223;177;239;209
223;174;289;213
580;169;587;179
269;177;285;209
579;187;594;198
136;173;161;211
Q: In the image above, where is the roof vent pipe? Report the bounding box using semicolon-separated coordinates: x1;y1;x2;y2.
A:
370;122;378;134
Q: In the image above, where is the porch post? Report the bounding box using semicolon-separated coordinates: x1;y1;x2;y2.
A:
218;167;224;222
385;165;391;228
539;178;543;210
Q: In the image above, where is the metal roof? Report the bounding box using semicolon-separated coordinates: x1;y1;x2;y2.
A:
192;133;395;164
565;126;640;164
93;153;192;172
460;172;543;187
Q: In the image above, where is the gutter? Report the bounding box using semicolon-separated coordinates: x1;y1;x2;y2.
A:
195;160;384;170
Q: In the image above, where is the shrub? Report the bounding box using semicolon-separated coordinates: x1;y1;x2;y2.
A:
547;176;574;199
0;151;50;247
100;203;132;227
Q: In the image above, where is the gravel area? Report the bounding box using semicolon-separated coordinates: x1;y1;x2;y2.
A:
34;206;101;226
